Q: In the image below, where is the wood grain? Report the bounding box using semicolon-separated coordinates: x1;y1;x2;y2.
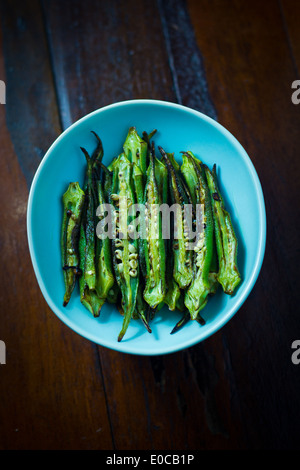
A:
188;0;300;449
280;0;300;73
0;1;113;450
41;0;176;129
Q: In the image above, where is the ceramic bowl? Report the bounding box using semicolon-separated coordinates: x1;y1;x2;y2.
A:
27;99;266;355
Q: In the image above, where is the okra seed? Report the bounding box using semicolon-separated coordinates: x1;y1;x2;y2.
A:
128;244;137;253
129;268;137;277
129;259;138;269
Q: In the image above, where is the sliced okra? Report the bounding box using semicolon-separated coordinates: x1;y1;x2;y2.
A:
110;153;139;341
159;155;182;312
123;126;149;175
141;143;167;309
181;152;214;319
61;181;85;306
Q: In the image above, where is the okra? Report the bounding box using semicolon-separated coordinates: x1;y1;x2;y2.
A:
170;310;190;335
158;146;193;289
204;164;241;295
163;221;181;312
106;285;120;304
61;182;85;306
181;152;214;319
94;178;115;302
78;133;114;316
135;282;152;333
142;143;167;308
80;134;104;290
78;222;104;317
110;153;139;341
123;129;153;331
123;126;149;175
101;162;120;302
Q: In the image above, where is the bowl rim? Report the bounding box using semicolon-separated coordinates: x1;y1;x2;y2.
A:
26;98;267;355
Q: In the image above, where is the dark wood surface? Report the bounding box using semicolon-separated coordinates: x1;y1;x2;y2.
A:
0;0;299;450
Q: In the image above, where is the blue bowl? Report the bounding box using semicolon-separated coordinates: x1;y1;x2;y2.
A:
27;99;266;355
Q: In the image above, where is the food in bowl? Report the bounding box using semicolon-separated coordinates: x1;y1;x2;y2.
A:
60;126;241;342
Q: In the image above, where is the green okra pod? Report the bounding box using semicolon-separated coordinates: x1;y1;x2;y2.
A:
78;132;113;316
123;126;149;175
181;152;214;319
160;155;181;312
123;128;153;332
158;146;193;290
94;178;115;303
110;153;139;341
80;133;104;291
61;181;85;306
78;221;104;317
204;164;241;295
142;143;167;309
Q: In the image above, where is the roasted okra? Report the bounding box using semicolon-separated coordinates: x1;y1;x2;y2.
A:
60;127;241;340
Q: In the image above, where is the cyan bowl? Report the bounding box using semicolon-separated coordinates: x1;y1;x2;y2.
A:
27;99;266;355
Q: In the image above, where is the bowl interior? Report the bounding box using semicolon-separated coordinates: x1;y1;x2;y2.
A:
27;100;266;355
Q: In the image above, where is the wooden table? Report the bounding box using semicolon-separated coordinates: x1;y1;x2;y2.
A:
0;0;299;451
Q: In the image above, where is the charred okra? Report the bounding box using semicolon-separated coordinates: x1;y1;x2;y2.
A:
123;126;149;175
79;132;114;316
204;164;241;295
124;128;154;330
141;143;167;309
180;152;214;319
158;147;193;290
94;178;114;304
110;153;139;341
61;182;85;306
